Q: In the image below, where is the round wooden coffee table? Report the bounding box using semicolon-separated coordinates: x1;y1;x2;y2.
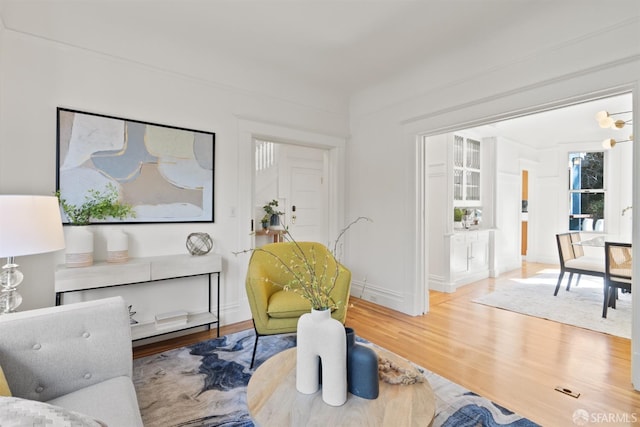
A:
247;347;435;426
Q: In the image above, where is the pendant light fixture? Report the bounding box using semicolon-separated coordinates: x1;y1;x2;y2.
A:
602;135;633;149
596;110;633;149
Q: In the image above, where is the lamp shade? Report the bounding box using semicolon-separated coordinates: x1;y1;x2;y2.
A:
0;195;65;258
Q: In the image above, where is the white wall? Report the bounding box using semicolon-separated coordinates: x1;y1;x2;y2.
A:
0;28;349;327
606;142;634;238
493;136;536;274
425;134;448;289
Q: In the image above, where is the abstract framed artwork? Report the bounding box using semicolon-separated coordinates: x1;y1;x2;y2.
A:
56;108;215;224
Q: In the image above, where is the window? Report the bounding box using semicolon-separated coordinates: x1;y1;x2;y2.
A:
568;152;605;231
255;140;275;171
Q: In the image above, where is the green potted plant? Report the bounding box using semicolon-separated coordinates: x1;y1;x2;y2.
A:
260;214;270;229
263;199;284;227
56;183;136;225
454;207;464;229
56;184;135;267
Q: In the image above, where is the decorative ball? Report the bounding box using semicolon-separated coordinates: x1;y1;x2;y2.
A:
186;232;214;256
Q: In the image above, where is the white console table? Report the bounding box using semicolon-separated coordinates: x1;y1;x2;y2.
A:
55;253;222;341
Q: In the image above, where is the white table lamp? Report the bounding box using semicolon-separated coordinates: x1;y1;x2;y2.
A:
0;195;65;313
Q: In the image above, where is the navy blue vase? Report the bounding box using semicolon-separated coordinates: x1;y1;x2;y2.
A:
345;327;379;399
269;213;280;227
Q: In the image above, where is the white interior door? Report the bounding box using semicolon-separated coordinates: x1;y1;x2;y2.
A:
280;145;328;243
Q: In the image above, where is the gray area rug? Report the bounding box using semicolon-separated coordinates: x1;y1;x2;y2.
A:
133;329;539;426
473;269;630;339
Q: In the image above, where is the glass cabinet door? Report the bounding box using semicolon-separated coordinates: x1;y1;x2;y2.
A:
466;138;480;169
465;171;480;201
453;134;481;205
454;135;464;168
454;169;463;201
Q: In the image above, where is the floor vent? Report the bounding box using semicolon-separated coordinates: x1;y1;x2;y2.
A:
555;386;580;398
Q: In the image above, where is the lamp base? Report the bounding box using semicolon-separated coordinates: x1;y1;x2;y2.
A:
0;260;24;314
0;290;22;314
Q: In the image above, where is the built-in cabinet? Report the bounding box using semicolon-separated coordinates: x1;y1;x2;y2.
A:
426;131;495;292
448;230;490;284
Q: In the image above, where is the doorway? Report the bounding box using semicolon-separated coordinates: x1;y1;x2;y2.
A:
420;91;633;295
253;139;329;245
521;170;528;257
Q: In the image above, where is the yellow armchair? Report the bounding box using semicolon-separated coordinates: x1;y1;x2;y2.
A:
245;241;351;368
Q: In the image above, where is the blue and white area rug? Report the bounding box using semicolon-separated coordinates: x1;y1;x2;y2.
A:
133;329;539;427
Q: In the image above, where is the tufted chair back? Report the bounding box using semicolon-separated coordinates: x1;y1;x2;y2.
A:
0;297;132;402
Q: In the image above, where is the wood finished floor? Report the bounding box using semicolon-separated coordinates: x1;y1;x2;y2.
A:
133;262;639;426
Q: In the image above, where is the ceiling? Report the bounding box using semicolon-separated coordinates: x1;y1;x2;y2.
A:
465;92;633;148
0;0;538;94
0;1;634;147
0;0;627;96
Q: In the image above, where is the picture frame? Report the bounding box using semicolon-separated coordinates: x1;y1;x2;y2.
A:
56;108;215;224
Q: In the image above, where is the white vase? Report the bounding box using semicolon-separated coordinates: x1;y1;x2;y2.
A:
65;226;94;268
296;308;347;406
107;229;129;263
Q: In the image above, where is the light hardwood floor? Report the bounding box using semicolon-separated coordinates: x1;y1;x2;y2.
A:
134;262;639;426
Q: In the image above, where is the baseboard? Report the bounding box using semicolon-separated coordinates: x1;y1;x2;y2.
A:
526;252;559;265
219;302;251;327
428;274;456;293
350;279;404;310
454;270;490;289
428;271;492;293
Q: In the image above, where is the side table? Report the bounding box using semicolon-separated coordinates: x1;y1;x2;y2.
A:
247;347;435;426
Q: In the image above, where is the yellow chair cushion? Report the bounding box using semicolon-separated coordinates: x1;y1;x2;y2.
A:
0;365;11;397
267;290;311;319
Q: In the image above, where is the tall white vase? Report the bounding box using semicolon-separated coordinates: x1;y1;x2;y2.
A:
65;226;94;268
296;308;347;406
107;229;129;263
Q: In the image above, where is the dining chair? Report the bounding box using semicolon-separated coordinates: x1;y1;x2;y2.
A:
582;218;594;231
603;241;632;318
554;232;605;296
594;219;605;232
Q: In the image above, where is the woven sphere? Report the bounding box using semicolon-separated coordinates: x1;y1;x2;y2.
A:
186;232;214;256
